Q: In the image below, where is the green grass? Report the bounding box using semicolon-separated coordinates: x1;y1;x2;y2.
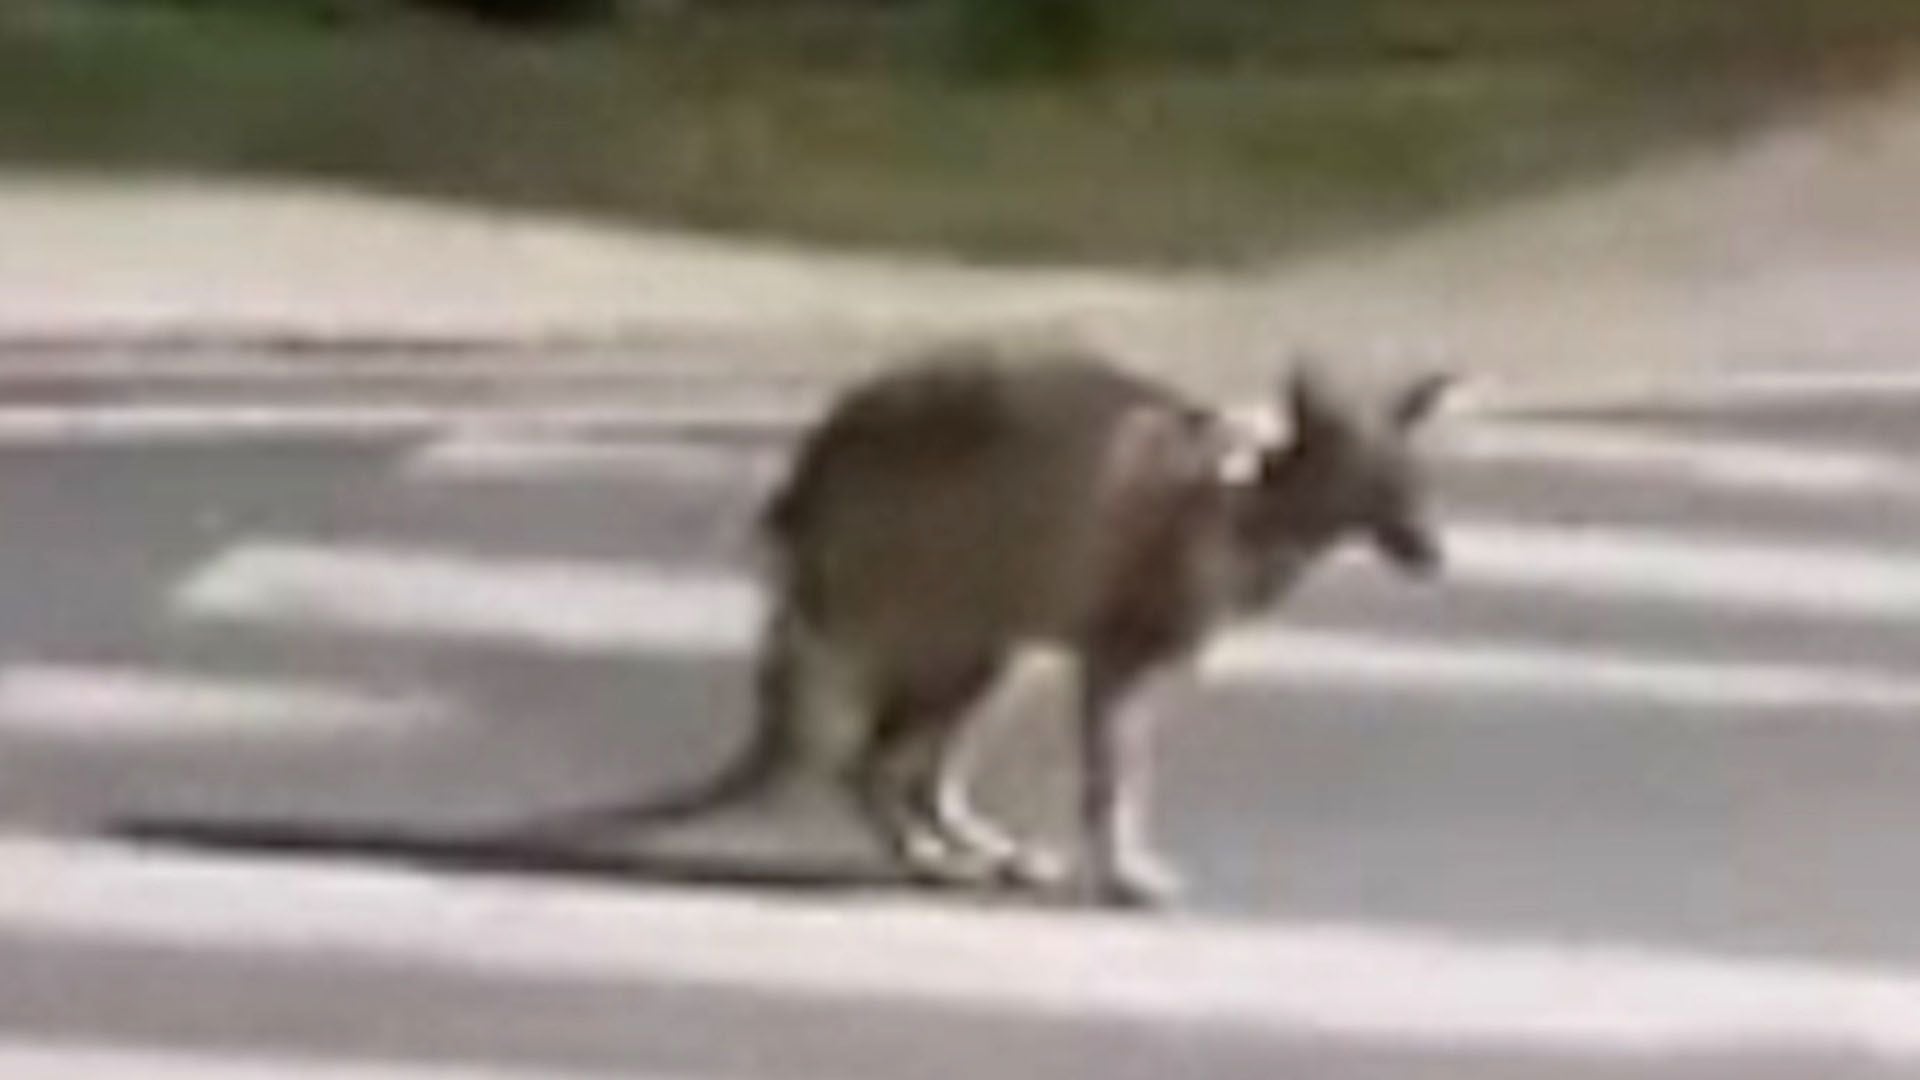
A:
5;0;1920;267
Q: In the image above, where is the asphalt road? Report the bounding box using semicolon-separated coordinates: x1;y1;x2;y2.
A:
3;351;1920;1078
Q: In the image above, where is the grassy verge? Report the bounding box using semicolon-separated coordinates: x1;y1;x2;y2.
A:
5;0;1919;267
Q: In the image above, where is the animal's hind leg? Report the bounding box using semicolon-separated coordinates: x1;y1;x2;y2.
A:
899;693;1067;890
853;657;1066;890
853;711;963;883
852;658;1016;886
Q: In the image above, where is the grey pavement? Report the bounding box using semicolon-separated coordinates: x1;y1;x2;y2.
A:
0;351;1918;1076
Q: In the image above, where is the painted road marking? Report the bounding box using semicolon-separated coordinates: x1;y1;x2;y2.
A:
174;541;1920;712
0;351;817;386
173;543;758;657
0;1038;647;1080
0;402;809;444
1438;421;1918;497
1426;520;1920;620
1206;628;1920;712
399;402;1920;499
0;663;450;741
1495;367;1920;413
9;835;1920;1059
403;433;784;485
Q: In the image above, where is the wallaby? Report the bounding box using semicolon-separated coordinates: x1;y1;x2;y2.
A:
527;341;1452;907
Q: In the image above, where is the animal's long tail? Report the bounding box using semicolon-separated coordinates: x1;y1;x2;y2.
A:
500;604;809;844
502;712;798;843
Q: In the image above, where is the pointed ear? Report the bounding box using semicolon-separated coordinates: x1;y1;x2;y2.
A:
1281;359;1344;443
1392;371;1455;431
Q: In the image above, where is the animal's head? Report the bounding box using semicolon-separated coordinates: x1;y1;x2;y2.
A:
1240;360;1455;581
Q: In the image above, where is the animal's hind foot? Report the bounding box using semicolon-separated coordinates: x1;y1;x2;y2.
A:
885;832;1071;899
876;818;1006;892
979;845;1072;892
1085;852;1186;910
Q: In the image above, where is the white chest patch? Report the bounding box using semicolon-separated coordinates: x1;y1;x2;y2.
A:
1215;404;1285;486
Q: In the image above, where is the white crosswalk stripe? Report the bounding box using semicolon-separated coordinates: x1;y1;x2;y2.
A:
171;537;1920;713
0;663;450;741
1488;366;1920;412
1208;628;1920;712
1423;520;1920;620
0;1037;642;1080
0;400;809;445
0;351;790;384
173;543;760;657
401;417;1920;496
403;433;783;485
8;835;1920;1061
1436;420;1920;497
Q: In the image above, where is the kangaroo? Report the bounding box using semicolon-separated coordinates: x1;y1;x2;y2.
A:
529;341;1452;907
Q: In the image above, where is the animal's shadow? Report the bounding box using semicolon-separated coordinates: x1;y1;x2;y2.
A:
99;815;1068;908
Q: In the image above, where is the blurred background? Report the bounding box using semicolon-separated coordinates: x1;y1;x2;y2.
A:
8;0;1918;267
